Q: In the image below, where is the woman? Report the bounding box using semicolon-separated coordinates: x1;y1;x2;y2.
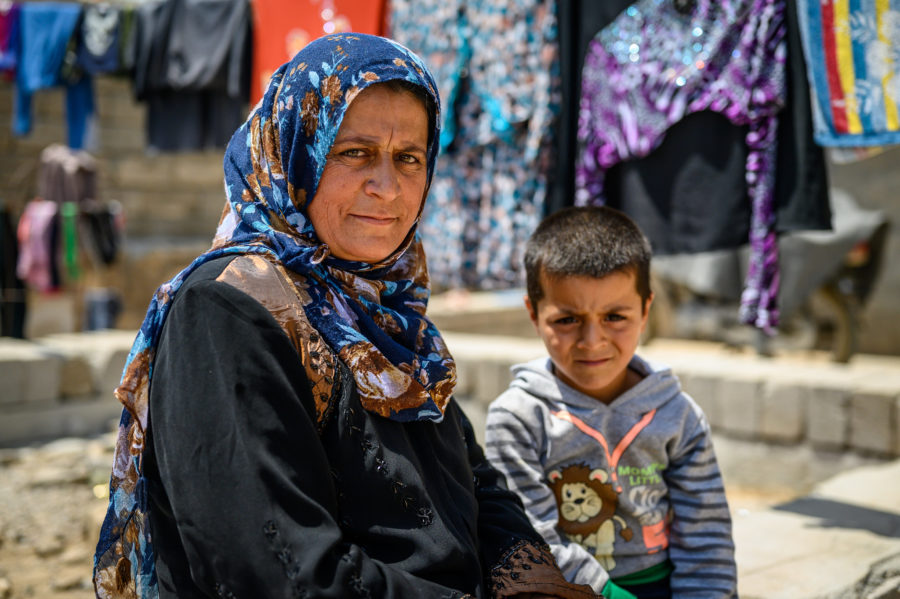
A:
93;34;598;599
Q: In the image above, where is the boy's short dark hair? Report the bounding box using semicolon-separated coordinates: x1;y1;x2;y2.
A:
524;206;653;310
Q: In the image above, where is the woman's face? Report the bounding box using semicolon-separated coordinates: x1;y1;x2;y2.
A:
308;84;429;263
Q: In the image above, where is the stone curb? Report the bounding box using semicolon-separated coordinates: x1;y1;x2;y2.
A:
2;330;899;456
0;331;135;446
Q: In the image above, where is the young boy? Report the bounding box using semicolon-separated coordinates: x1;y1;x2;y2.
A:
485;206;737;599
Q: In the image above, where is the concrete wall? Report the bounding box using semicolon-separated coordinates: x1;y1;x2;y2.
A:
0;76;898;354
829;151;900;355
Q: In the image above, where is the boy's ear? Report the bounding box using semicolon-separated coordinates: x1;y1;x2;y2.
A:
524;295;538;324
641;292;655;327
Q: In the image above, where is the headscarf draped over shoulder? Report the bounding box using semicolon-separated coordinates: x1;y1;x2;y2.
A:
94;34;453;598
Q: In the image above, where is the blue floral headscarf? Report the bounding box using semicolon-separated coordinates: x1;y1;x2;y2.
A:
94;34;454;598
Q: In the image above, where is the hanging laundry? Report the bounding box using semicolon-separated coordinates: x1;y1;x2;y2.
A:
13;2;95;150
576;0;787;331
249;0;387;105
389;0;465;151
79;199;123;266
60;201;81;281
38;143;98;206
0;1;19;80
391;0;560;290
0;200;27;338
552;0;829;239
769;0;831;234
548;1;632;217
35;144;100;283
132;0;250;152
16;198;61;293
796;0;900;147
75;3;135;76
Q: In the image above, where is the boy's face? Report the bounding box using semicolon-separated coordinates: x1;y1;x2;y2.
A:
526;269;652;404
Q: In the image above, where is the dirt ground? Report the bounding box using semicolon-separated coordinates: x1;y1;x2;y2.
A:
0;436;112;599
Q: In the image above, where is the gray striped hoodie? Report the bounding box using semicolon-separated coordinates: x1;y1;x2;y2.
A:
485;355;737;597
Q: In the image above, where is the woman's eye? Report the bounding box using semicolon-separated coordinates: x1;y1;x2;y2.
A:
341;148;366;158
397;153;421;164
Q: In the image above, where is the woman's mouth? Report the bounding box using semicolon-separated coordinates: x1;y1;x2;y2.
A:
352;214;396;226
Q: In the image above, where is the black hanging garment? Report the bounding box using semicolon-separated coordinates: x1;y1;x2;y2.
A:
550;0;830;248
132;0;251;152
0;201;27;338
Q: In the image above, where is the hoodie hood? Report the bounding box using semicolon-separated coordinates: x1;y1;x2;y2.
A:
509;354;683;415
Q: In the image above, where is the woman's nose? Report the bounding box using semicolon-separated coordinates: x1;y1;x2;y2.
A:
365;155;401;200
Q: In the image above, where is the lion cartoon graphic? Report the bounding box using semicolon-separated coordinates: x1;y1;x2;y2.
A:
548;463;633;571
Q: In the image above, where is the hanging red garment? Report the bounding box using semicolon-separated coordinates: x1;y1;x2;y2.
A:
249;0;386;105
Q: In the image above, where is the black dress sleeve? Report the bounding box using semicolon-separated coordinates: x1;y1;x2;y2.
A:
145;276;474;598
456;408;543;568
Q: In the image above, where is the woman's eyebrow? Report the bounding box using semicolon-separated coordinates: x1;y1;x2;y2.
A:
333;133;426;154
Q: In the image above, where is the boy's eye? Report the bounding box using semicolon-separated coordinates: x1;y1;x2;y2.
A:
553;316;577;325
606;314;626;323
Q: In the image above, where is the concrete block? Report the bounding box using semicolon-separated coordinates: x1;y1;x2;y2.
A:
457;397;488;446
0;339;61;403
849;390;898;456
806;387;849;449
680;373;721;428
100;346;130;398
453;356;475;398
443;333;544;407
0;353;27;404
38;330;135;399
472;359;514;408
759;381;806;443
0;394;122;447
34;345;94;398
717;375;762;438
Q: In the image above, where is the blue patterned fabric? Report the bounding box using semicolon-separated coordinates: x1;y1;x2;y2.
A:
390;0;560;290
796;0;900;147
93;33;456;598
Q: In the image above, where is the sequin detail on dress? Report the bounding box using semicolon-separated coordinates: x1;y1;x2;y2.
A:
576;0;786;330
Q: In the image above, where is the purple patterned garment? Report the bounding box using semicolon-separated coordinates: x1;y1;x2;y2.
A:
576;0;786;331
